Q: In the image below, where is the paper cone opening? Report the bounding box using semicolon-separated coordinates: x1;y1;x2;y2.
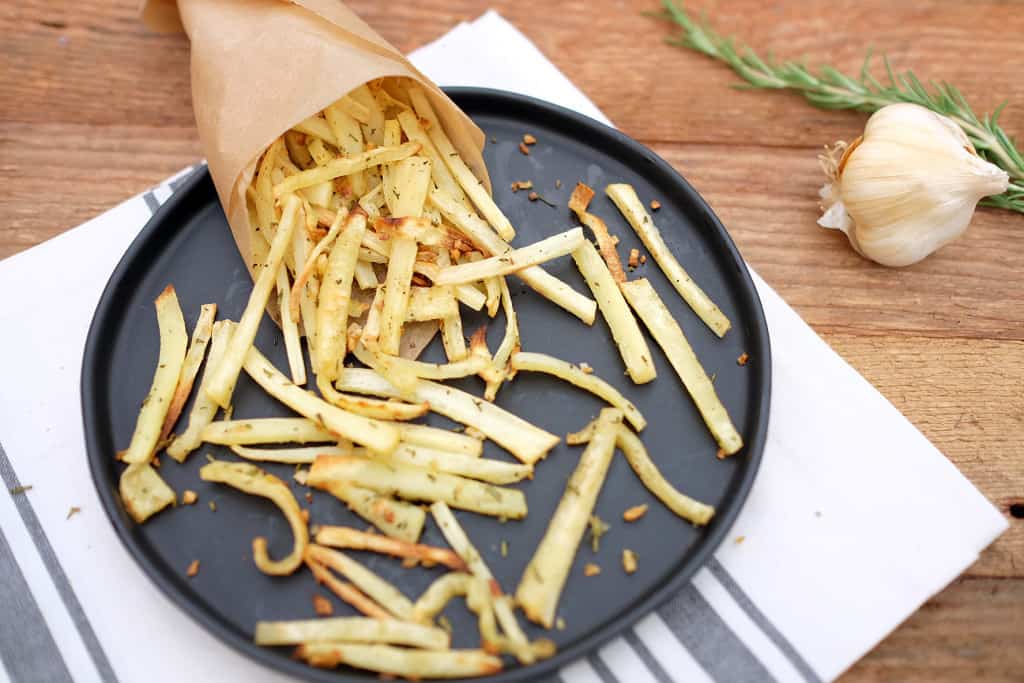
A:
142;0;489;279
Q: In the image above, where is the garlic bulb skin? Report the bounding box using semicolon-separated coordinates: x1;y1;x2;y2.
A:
818;103;1009;267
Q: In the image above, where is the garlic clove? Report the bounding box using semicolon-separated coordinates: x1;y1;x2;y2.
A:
817;103;1009;267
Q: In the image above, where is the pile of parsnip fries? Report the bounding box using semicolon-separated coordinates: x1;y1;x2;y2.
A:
115;77;741;679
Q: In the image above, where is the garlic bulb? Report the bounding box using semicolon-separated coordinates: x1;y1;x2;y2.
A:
818;103;1009;267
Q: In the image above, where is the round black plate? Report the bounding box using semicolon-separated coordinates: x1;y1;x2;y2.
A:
83;88;770;682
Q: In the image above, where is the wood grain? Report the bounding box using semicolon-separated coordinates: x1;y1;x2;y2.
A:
1;0;1021;680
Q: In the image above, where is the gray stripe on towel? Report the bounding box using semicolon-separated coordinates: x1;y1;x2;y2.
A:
658;581;777;682
706;558;822;683
0;442;118;683
0;522;73;683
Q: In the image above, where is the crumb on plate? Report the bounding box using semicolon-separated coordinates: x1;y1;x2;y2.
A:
623;504;648;522
622;549;638;574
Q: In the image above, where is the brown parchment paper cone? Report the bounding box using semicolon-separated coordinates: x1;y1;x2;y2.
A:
142;0;490;280
142;0;489;357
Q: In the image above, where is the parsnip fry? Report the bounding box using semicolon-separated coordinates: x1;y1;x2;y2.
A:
242;346;399;454
430;502;534;664
397;109;469;205
160;303;217;442
201;417;335;445
317;376;429;421
516;408;623;627
299;179;332;208
482;278;518;401
200;460;308;575
119;463;175;523
421;272;486;312
435;249;467;362
306;559;391;620
310;455;526;519
277;269;306;385
315;526;466;571
410;574;503;654
360;285;384;349
229;444;349;464
380;119;402;212
429;187;596;323
353;260;378;289
606;183;731;337
300;281;321;368
573;241;656;384
566;419;598;446
427;187;504;254
569;182;626;282
510;351;646;431
393;423;484;457
358;183;386;217
378;238;417;355
406;286;459;322
255;617;448;650
336;369;559;465
349;84;385;145
620;278;742;455
290;208;346;321
306;545;415;620
167;320;232;461
353;342;489;393
467;253;501;318
387;156;432;217
307;456;524;520
336;95;371;124
413;572;472;623
324;103;366;196
378;444;532;486
295;643;502;678
306;136;336;166
315;209;366;381
616;426;715;525
273;143;420;197
317;480;426;543
379;156;433;355
207;195;300;408
123;286;188;464
408;87;515;242
293;116;337;147
433;228;584;285
467;579;503;656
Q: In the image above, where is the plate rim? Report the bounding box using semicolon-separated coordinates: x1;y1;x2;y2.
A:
82;86;771;683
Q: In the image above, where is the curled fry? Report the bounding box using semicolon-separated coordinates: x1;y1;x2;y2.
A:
315;525;467;571
199;460;308;575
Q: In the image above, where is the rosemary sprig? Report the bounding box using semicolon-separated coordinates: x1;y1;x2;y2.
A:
656;0;1024;213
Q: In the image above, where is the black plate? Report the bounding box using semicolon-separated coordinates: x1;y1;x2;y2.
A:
82;88;770;682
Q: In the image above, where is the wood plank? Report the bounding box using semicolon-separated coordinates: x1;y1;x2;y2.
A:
342;0;1024;148
0;123;201;258
3;0;1023;149
845;577;1024;682
0;0;194;127
822;334;1023;578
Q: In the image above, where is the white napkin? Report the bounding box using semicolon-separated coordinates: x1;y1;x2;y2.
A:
0;10;1006;683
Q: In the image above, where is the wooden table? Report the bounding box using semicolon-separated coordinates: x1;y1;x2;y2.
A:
2;0;1021;679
